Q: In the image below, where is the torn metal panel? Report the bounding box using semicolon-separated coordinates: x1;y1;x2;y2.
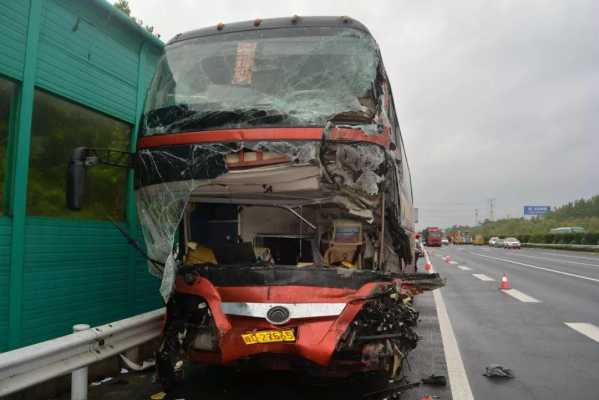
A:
134;139;401;300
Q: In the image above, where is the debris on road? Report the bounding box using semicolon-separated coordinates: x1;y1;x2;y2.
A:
362;381;421;399
120;353;156;371
90;376;113;386
483;364;514;378
421;374;447;386
150;392;167;400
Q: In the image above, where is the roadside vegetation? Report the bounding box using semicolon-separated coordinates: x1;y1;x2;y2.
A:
447;195;599;245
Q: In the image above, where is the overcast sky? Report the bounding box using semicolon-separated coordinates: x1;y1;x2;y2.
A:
120;0;599;229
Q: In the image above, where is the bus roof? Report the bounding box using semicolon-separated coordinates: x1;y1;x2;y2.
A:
168;16;372;45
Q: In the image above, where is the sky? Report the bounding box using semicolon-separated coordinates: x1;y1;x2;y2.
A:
118;0;599;229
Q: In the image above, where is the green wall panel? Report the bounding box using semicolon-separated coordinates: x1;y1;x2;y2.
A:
35;0;143;123
0;0;164;348
20;217;134;345
0;0;29;81
0;218;12;351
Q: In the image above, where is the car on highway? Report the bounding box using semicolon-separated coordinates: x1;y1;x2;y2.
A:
442;238;449;245
494;238;505;247
488;236;499;246
503;237;521;249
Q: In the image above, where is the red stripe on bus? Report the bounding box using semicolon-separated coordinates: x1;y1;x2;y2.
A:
137;127;390;149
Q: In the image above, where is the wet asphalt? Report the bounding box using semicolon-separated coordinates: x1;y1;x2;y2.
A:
429;245;599;400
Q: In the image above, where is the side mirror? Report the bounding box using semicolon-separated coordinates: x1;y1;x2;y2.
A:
66;147;89;210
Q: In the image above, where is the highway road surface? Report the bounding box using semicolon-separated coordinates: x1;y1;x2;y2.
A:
428;245;599;400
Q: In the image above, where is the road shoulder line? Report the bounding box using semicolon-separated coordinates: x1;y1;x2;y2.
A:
432;289;475;400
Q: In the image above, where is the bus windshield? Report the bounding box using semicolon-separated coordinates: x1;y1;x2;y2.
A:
142;27;381;135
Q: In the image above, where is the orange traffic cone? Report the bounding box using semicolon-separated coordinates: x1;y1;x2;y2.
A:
499;273;511;290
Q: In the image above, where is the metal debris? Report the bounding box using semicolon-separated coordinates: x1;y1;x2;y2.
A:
483;364;514;378
421;374;447;386
120;353;156;371
363;381;420;399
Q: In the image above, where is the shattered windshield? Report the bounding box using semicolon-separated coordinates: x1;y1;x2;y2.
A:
142;27;380;135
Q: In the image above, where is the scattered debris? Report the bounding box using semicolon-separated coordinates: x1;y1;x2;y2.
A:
363;381;420;399
150;392;167;400
120;353;156;371
90;376;113;386
483;364;514;379
421;374;447;386
337;285;420;379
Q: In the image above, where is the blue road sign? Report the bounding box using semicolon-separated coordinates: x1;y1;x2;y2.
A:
524;205;551;216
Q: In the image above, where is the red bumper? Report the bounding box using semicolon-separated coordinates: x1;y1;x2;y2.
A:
176;277;386;366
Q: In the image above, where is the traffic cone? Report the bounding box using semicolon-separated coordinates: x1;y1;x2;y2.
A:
424;262;432;272
499;273;511;290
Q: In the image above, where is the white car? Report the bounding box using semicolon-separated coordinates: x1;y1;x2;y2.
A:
489;237;499;246
503;237;521;249
442;238;449;245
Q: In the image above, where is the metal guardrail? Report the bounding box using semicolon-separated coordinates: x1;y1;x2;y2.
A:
523;243;599;252
0;308;165;398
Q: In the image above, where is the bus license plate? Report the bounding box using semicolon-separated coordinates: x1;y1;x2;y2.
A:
241;329;296;345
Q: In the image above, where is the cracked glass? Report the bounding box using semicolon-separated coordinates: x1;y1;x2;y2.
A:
142;27;381;135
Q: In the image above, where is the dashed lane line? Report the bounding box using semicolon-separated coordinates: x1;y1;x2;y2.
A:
472;273;494;281
564;323;599;343
458;265;472;271
502;289;541;303
449;261;458;265
470;252;599;283
432;289;475;400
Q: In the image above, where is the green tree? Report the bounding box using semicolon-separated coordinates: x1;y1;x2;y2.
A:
113;0;157;36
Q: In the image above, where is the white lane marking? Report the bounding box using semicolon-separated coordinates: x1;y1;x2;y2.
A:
472;273;494;281
509;252;599;268
432;289;475;400
449;261;458;265
564;322;599;343
458;265;472;271
502;289;541;303
471;252;599;283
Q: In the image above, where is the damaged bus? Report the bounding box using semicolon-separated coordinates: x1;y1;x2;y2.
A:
67;16;443;389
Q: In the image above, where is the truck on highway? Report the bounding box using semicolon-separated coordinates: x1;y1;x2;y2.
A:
422;227;443;247
447;230;463;244
66;16;443;390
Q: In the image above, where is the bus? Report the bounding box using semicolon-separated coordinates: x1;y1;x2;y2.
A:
463;231;473;244
422;227;442;247
66;16;441;388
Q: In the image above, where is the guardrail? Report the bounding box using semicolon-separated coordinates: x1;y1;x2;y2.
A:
0;308;165;398
523;243;599;252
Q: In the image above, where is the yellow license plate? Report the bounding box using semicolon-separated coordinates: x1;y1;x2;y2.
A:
242;329;296;345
